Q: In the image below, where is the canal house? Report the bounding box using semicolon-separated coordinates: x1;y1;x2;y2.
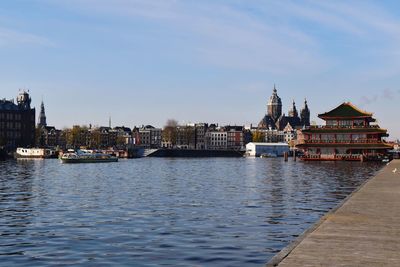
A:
296;102;392;161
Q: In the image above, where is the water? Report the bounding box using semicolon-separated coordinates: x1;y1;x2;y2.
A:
0;158;383;266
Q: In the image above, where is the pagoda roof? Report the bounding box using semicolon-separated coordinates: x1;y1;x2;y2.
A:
318;102;373;119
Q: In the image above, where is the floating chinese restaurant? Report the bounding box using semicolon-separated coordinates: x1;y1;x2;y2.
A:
296;102;393;161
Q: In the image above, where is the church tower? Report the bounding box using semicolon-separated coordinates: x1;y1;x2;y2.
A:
267;85;282;121
300;98;310;127
288;100;298;118
38;100;47;127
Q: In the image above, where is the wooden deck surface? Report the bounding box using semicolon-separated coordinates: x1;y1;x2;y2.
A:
267;159;400;267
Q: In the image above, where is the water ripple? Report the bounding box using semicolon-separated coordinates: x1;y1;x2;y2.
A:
0;158;382;266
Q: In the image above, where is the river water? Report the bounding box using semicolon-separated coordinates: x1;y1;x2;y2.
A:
0;158;383;266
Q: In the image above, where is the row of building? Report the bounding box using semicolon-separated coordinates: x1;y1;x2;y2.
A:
36;122;297;151
1;89;304;151
1;88;394;161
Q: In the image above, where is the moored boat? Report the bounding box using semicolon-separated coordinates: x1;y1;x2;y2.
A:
15;147;57;159
260;153;278;158
60;150;118;163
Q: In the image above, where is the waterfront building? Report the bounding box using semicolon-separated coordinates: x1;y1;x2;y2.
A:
225;125;244;150
134;125;162;148
195;123;208;150
114;126;134;147
258;86;310;130
39;126;62;147
245;142;289;157
176;125;196;149
0;90;35;149
205;128;228;150
283;123;297;144
296;102;392;161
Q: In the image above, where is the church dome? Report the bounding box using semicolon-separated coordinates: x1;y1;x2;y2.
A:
268;87;282;106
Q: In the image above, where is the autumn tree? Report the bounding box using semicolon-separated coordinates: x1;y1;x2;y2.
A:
66;125;89;148
252;130;265;142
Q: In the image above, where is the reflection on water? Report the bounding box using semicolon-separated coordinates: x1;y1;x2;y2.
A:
0;158;382;266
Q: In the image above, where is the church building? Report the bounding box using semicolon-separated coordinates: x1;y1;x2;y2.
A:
258;85;310;131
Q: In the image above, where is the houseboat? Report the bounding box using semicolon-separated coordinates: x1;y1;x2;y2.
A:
296;102;393;161
15;147;57;159
60;150;118;163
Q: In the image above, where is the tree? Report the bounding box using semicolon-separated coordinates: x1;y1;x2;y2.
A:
66;125;89;148
162;119;178;147
116;135;126;149
89;129;101;149
252;131;265;142
35;126;44;147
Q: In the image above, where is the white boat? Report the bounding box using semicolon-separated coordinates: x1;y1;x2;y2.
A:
60;150;118;163
260;153;278;158
15;148;56;159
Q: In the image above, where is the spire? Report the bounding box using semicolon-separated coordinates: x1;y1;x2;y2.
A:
109;116;111;128
289;99;298;118
38;99;47;127
300;98;310;127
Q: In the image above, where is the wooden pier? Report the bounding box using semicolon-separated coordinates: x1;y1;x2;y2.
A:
267;159;400;266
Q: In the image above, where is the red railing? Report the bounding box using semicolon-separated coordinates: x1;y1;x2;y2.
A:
307;125;381;130
297;139;383;145
301;154;362;160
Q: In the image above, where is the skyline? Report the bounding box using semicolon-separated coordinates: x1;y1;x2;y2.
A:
1;1;400;139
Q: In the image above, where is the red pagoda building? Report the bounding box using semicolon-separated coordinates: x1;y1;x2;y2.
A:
296;102;392;161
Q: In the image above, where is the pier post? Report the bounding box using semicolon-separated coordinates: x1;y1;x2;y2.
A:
284;152;288;162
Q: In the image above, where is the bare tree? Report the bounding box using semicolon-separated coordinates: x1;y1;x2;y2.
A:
162;119;178;147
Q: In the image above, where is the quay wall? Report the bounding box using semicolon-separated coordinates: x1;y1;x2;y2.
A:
266;159;400;266
147;149;244;158
0;148;6;160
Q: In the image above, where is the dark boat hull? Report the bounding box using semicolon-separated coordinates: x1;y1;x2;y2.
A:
60;158;118;163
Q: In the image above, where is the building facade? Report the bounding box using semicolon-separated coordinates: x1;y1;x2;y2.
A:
296;102;392;161
205;130;227;150
0;91;35;149
195;123;208;150
134;125;162;148
226;126;244;150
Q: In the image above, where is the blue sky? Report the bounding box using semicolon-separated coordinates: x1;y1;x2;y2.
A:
1;0;400;139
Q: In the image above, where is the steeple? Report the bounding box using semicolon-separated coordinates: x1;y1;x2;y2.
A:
267;84;282;121
38;100;47;127
289;100;298;118
300;98;310;127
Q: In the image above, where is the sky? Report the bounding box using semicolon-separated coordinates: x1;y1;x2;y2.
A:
1;0;399;139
